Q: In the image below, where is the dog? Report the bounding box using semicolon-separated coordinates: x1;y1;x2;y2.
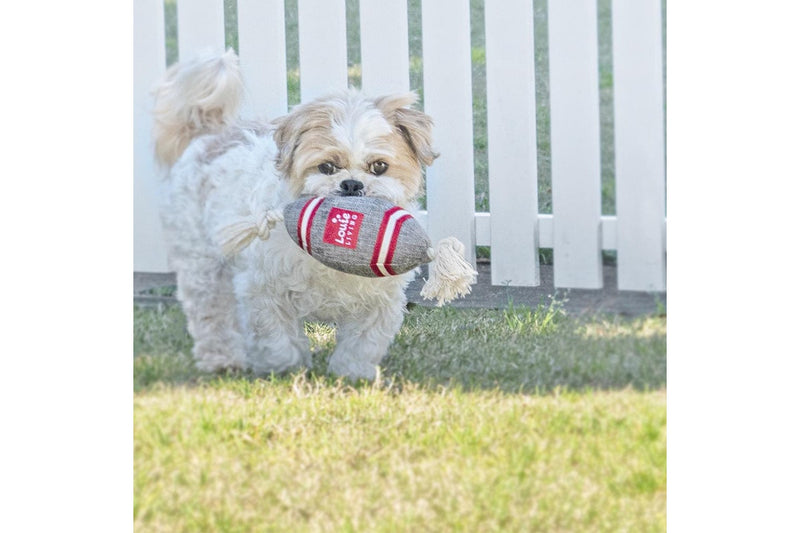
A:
151;50;437;380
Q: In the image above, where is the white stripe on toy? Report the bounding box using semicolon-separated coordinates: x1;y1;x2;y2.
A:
298;196;325;254
372;207;412;276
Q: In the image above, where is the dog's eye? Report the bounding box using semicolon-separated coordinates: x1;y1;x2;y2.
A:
318;162;338;175
369;161;388;176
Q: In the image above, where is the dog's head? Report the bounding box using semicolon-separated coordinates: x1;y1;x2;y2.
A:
272;91;437;208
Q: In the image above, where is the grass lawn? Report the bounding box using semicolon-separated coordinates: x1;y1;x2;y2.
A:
134;302;666;531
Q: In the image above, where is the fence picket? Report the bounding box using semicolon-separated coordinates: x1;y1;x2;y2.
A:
237;0;288;121
297;0;348;102
421;0;477;267
133;1;667;292
485;0;539;286
613;0;666;291
359;0;410;96
176;0;225;59
548;0;604;289
133;0;169;272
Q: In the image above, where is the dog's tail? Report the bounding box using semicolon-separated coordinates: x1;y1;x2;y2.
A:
152;49;243;167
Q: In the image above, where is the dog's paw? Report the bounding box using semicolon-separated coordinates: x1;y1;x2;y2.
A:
195;358;244;374
247;350;312;377
327;358;378;382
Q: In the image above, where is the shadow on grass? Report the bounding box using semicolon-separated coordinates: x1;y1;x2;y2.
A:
134;301;665;395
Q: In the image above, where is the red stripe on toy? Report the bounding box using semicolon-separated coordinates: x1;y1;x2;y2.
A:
296;198;313;252
383;213;412;276
305;199;324;254
297;197;324;255
370;206;403;276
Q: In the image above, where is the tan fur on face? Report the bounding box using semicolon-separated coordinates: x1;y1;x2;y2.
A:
272;91;437;202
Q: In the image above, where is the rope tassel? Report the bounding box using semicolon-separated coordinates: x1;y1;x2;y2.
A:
217;209;284;257
420;237;478;306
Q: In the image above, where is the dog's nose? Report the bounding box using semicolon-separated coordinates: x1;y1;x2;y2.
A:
339;179;364;196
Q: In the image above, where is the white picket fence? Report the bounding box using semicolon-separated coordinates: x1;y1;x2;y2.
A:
134;0;666;291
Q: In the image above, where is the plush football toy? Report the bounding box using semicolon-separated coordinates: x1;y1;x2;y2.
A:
218;196;477;305
284;196;429;277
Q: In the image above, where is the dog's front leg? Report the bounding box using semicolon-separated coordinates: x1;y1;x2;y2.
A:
242;299;313;376
327;303;405;381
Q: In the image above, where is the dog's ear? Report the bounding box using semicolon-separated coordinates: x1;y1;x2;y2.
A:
374;93;439;167
271;111;303;177
272;100;340;179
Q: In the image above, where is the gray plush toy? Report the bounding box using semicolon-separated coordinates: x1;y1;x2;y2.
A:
218;196;477;305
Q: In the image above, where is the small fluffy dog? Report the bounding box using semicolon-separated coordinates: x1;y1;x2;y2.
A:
152;51;437;380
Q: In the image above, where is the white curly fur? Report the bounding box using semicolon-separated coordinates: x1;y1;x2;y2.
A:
152;51;436;380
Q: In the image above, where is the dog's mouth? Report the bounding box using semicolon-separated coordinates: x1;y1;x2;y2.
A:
299;174;411;207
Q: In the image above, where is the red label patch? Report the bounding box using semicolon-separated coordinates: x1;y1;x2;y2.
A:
323;207;363;249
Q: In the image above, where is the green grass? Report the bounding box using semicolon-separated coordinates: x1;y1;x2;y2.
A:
134;302;665;531
134;302;665;393
135;380;665;532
